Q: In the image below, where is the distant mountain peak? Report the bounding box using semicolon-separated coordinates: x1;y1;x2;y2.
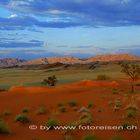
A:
0;54;140;68
0;58;26;68
87;54;140;62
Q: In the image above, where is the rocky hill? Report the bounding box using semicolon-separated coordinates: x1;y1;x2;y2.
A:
47;56;82;64
0;58;26;68
0;54;140;68
85;54;140;63
20;56;82;66
19;58;48;66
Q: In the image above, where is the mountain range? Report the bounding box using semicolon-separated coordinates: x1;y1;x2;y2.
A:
0;54;140;68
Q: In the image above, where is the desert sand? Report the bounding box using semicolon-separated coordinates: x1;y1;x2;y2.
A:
0;80;140;140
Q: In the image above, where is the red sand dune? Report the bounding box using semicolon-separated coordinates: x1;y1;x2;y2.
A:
69;80;119;87
0;80;140;140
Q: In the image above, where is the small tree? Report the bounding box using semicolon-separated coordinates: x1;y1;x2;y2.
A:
41;75;57;86
121;63;140;93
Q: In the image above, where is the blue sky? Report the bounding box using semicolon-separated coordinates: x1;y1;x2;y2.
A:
0;0;140;59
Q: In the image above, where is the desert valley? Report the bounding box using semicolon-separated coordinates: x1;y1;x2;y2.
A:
0;54;140;140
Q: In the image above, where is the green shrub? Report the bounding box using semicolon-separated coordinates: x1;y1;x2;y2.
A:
15;114;31;124
78;107;90;113
59;106;67;113
82;134;97;140
36;105;47;115
46;118;60;130
96;74;109;80
87;103;94;109
121;122;133;130
0;119;11;134
111;136;124;140
80;112;91;120
114;100;122;107
69;121;80;127
22;107;29;113
113;106;120;112
63;122;78;134
79;112;93;125
68;101;78;107
126;110;137;118
41;75;57;86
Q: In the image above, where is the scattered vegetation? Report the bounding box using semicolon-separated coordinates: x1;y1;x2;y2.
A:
126;109;137;118
125;97;138;118
79;107;93;125
0;119;11;134
41;75;58;86
87;103;94;109
45;118;60;130
96;74;110;80
15;114;31;124
114;99;122;107
68;100;78;107
59;106;67;113
82;134;97;140
64;107;93;135
36;105;47;115
78;107;90;113
121;63;140;93
113;99;122;111
22;107;30;113
108;99;122;112
121;122;133;131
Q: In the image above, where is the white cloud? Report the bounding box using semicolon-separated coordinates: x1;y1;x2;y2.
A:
48;9;65;15
8;14;18;18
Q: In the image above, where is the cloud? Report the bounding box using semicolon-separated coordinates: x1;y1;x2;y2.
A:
57;45;140;57
0;39;44;48
0;49;62;59
0;44;140;59
8;14;18;18
0;15;83;30
0;0;140;28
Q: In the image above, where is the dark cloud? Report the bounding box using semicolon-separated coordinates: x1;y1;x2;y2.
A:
0;39;44;48
0;0;140;28
0;0;140;30
0;16;83;30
